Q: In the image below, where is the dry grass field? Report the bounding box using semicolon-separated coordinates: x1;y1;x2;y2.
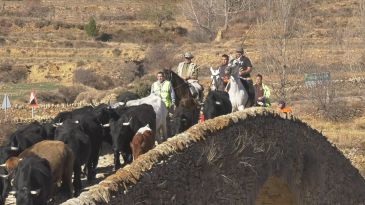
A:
0;0;364;178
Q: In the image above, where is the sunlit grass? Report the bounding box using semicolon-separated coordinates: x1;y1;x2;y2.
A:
0;82;61;102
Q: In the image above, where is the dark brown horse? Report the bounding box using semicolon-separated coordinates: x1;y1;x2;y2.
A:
163;69;200;135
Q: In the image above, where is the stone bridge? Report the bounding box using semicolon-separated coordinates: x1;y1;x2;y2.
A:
62;108;365;205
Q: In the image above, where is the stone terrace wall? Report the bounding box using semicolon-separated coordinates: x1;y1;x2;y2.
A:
62;108;365;205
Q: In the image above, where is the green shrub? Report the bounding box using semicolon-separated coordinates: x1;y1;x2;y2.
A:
84;17;98;38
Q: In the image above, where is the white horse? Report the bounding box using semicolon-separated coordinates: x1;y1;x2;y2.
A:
225;64;248;112
210;67;226;91
113;94;168;142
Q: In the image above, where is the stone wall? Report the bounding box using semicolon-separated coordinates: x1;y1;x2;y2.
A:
62;108;365;205
0;102;89;124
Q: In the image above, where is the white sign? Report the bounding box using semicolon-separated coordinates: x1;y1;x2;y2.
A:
2;94;11;110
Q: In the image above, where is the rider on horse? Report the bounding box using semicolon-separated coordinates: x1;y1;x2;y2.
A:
210;54;230;92
231;47;256;107
176;52;204;103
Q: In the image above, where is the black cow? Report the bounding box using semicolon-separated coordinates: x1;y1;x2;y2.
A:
0;146;12;205
171;105;199;136
54;119;92;196
11;155;53;205
0;121;50;205
0;165;9;205
70;111;104;177
49;105;98;140
109;104;156;170
116;91;139;103
203;90;232;119
3;121;48;157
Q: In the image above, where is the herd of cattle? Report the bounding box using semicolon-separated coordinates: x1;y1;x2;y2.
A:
0;89;232;205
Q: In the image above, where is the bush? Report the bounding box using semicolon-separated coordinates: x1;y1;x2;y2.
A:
140;3;175;27
58;85;86;103
112;48;121;57
34;20;51;29
95;33;113;42
14;19;25;28
188;28;211;43
0;37;5;45
145;44;177;71
84;17;98;38
37;91;66;104
73;68;114;90
0;63;28;83
132;75;155;97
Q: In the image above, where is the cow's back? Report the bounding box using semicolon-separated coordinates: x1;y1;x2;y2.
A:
19;140;74;182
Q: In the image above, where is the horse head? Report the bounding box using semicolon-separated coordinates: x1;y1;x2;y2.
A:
225;63;240;79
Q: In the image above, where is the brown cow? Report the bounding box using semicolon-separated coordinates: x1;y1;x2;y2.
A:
5;140;74;198
130;124;155;160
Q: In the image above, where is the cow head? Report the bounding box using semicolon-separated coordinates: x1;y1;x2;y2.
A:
110;116;134;151
171;111;192;136
0;146;14;165
12;156;52;205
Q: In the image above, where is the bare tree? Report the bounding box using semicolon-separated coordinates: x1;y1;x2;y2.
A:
181;0;250;40
256;0;303;102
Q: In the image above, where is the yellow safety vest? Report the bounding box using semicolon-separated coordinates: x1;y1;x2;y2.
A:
152;81;172;108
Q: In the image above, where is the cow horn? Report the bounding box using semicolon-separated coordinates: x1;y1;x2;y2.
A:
0;174;9;178
215;101;222;105
122;117;132;126
53;122;63;127
102;123;110;127
9;191;16;195
90;100;96;108
0;163;6;168
30;189;41;195
10;146;19;151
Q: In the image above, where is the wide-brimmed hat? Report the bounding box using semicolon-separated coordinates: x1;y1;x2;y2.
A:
184;52;194;59
235;47;244;53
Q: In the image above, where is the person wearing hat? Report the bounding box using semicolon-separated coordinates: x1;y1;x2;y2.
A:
231;47;255;106
176;52;203;102
278;100;293;113
177;52;199;80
